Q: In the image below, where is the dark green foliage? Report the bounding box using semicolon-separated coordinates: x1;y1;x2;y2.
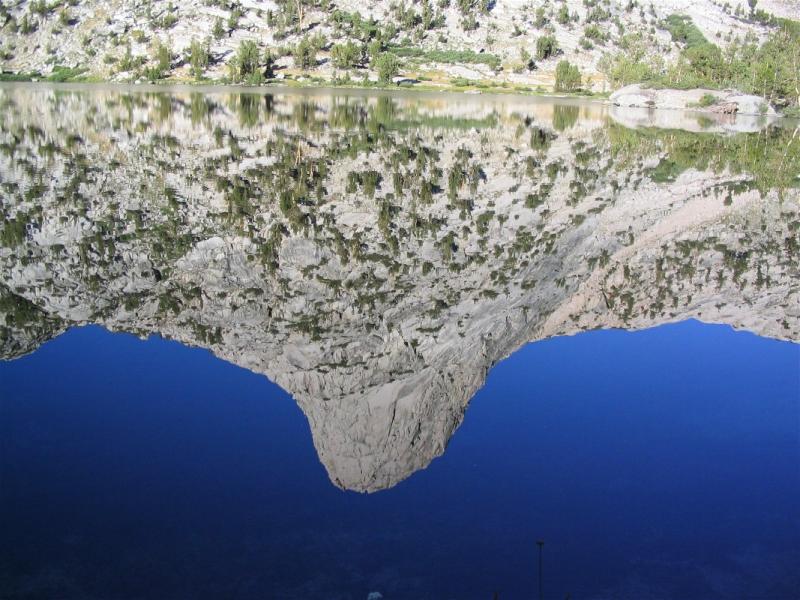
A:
330;10;382;42
228;7;243;31
59;8;74;26
0;215;27;247
145;39;172;81
599;33;663;88
189;39;210;79
535;35;558;60
697;93;718;107
583;24;607;43
554;60;581;92
552;104;579;130
648;158;683;183
31;0;49;16
608;123;800;195
601;15;799;110
293;36;318;69
533;7;548;28
0;289;44;327
746;20;800;107
0;72;39;81
331;41;361;68
212;17;225;39
388;46;501;70
346;170;382;197
682;43;723;82
663;14;708;49
529;126;555;153
19;14;36;34
375;52;399;82
46;65;87;82
230;40;262;83
118;43;137;72
263;50;276;79
586;7;610;23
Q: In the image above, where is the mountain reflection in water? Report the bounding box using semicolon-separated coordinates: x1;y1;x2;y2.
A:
0;83;799;597
1;85;798;492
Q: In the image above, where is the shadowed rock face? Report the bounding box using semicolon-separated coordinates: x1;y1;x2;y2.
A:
1;86;798;491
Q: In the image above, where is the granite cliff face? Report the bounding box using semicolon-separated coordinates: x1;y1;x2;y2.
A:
1;86;798;491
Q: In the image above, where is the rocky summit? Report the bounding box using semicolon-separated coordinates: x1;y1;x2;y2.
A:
0;86;798;491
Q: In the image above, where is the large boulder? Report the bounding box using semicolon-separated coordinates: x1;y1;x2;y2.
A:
610;84;777;116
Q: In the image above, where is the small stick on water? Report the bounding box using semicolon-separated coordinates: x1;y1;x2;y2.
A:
537;539;544;600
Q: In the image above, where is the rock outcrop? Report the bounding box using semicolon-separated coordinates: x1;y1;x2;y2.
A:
610;84;778;116
1;85;798;491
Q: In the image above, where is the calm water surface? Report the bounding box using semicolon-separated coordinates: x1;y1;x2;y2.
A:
0;84;798;599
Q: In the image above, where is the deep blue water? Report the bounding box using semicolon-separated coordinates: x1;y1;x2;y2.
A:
1;321;798;600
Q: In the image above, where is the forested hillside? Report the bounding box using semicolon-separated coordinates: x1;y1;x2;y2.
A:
0;0;798;109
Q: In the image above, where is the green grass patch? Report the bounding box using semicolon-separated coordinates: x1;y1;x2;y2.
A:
663;14;708;49
688;93;719;108
0;72;39;81
45;65;89;82
388;46;501;69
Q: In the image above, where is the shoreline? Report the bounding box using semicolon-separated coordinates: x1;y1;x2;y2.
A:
1;79;797;123
0;71;609;101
